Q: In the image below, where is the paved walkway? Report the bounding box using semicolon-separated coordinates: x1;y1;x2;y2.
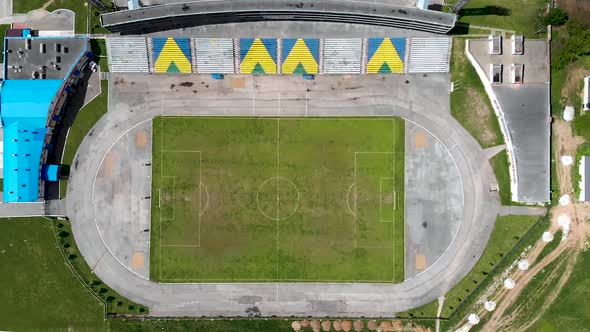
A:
0;202;44;217
498;205;547;216
66;74;500;317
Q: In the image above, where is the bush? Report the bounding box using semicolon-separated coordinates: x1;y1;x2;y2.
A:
58;231;70;238
106;296;115;302
544;8;568;26
128;305;135;311
552;19;590;69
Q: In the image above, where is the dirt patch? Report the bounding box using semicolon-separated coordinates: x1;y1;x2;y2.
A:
415;131;428;148
99;152;116;177
561;63;590;104
131;251;145;268
467;89;498;145
333;320;342;331
383;193;394;204
135;131;149;149
367;320;378;331
415;254;427;271
231;77;246;89
557;0;590;22
321;320;332;331
553;119;584;195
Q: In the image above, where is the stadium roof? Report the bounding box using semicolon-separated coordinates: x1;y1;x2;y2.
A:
1;80;62;202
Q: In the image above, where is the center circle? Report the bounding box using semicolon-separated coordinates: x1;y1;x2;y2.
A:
256;177;300;220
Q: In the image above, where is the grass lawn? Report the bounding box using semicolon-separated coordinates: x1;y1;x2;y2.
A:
441;215;540;319
447;0;546;37
0;217;106;331
60;80;108;198
529;248;590;332
0;24;10;51
490;150;512;205
14;0;109;34
450;38;504;149
111;319;294;332
151;116;405;283
90;39;109;72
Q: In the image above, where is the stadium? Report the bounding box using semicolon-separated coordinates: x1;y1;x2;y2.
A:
2;0;537;320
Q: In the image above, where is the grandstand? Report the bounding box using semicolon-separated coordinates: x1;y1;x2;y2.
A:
100;0;456;35
106;36;451;75
0;32;91;202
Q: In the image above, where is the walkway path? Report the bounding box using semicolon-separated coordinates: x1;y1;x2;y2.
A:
498;205;547;216
66;74;500;317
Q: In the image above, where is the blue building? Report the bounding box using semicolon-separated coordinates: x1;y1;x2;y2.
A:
1;31;90;202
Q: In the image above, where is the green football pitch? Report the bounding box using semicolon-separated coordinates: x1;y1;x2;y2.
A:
150;116;405;283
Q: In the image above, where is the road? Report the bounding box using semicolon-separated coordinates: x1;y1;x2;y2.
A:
66;73;500;317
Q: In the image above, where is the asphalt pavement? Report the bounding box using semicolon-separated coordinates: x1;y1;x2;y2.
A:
66;73;500;317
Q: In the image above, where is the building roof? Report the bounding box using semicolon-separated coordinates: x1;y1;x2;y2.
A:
583;156;590;202
0;80;62;202
1;35;89;202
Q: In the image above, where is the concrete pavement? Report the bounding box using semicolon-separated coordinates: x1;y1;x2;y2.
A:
67;73;500;317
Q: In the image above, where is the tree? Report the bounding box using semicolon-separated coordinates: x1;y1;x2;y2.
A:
544;8;568;26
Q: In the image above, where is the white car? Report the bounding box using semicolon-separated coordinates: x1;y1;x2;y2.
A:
88;61;98;72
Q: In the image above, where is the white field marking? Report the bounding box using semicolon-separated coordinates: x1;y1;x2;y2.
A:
353;151;395;249
276;93;280;281
404;118;466;281
157;189;161;208
160;116;402;121
161;149;202;153
158;277;398;283
161;244;201;247
91;118;153;281
199;182;209;217
305;92;308;116
160;150;202;247
379;177;394;223
159;176;176;221
256;177;301;220
159;114;163;280
345;183;356;216
392;118;396;281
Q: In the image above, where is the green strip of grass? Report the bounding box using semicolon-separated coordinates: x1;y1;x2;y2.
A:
441;215;542;319
393;118;405;283
60;80;108;198
450;38;504;149
0;217;106;331
0;24;10;51
52;218;148;315
490;150;512;205
446;0;546;37
397;300;438;319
